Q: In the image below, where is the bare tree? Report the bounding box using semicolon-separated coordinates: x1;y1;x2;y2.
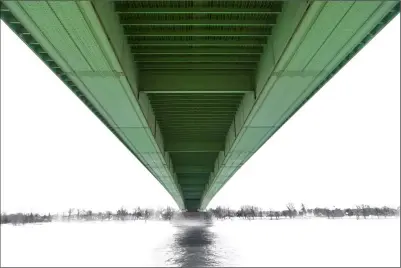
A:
274;211;280;220
372;207;382;219
67;208;74;221
361;205;370;219
143;209;150;222
286;203;296;219
85;210;93;221
344;208;354;218
250;206;256;220
268;208;274;220
162;207;174;221
382;206;389;218
325;208;331;219
105;211;112;221
355;206;362;220
117;207;128;221
301;204;307;218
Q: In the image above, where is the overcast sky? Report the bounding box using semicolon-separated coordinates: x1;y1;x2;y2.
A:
1;15;400;214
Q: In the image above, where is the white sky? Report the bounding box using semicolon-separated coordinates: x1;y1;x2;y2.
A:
1;15;400;214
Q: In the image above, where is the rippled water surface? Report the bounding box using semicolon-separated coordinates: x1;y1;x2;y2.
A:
1;218;400;267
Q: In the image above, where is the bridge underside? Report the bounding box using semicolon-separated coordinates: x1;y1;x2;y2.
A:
115;1;279;210
1;1;399;211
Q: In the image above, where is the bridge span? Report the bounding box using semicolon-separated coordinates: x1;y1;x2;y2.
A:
1;1;399;211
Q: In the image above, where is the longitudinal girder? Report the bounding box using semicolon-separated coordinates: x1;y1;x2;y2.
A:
113;0;282;210
1;0;399;211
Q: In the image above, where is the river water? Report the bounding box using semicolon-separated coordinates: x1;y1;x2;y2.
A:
1;218;400;267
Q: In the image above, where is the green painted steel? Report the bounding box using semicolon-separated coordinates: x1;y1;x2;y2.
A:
201;1;400;209
1;0;399;211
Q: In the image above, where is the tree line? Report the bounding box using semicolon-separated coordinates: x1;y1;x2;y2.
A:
1;213;52;225
208;204;400;220
2;204;399;225
1;206;176;225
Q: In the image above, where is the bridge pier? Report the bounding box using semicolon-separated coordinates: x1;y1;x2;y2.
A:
180;212;211;221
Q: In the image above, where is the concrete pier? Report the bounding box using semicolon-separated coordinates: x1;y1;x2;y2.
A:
182;212;210;220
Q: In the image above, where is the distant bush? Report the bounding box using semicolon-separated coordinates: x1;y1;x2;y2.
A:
1;213;52;225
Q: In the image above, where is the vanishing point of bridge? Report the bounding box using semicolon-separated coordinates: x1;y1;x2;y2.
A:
1;1;399;211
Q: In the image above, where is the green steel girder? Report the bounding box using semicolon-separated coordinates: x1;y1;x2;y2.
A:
131;46;264;54
154;106;241;111
148;91;243;165
3;0;398;212
147;93;246;101
179;181;209;186
127;36;268;46
183;193;206;199
139;72;254;92
141;69;256;75
184;199;201;211
159;120;233;124
123;27;272;37
183;193;204;199
178;173;209;180
135;54;260;62
160;127;231;132
120;19;276;26
0;0;186;209
201;0;400;209
184;196;204;201
114;1;283;14
118;12;279;24
152;106;240;110
175;166;215;173
182;192;205;197
143;90;251;94
151;102;242;107
170;152;218;166
180;186;204;191
137;62;258;70
115;8;281;14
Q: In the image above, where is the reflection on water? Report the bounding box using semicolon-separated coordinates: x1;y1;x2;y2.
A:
169;224;219;267
1;219;400;267
163;219;400;267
